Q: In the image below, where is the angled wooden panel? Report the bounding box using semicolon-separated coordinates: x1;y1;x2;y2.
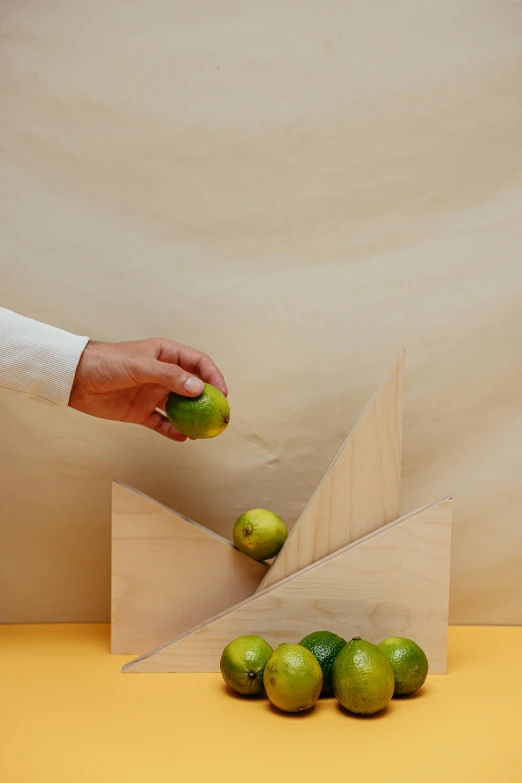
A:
111;481;268;654
124;497;452;675
259;351;404;591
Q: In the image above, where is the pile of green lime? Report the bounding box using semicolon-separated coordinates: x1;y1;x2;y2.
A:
220;633;429;716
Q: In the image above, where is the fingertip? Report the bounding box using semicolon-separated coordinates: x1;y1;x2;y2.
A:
183;376;205;396
211;375;228;397
144;414;188;442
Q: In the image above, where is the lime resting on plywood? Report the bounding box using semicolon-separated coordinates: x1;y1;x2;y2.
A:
233;508;288;561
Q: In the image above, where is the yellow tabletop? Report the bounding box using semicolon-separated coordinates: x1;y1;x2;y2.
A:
1;625;521;782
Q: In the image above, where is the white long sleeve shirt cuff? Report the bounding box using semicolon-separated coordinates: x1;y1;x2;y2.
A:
0;308;89;408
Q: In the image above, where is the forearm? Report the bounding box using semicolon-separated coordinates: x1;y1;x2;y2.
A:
0;307;89;407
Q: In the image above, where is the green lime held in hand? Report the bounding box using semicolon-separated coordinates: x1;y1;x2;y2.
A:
165;382;230;439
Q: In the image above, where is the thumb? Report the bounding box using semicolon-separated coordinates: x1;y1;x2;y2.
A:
132;359;204;396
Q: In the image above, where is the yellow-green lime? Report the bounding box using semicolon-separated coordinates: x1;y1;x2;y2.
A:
233;509;287;561
298;631;347;696
377;637;429;696
165;383;230;439
332;637;395;716
263;644;323;713
220;635;273;696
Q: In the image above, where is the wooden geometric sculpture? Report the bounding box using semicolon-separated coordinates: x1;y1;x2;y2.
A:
112;349;453;676
123;497;452;675
111;352;404;655
111;481;268;654
258;350;404;591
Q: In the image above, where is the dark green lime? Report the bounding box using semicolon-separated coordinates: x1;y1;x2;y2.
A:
298;631;347;696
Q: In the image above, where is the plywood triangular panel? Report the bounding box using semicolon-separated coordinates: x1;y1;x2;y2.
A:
111;481;268;654
124;497;451;675
258;351;404;591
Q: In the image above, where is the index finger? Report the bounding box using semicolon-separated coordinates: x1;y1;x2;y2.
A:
156;340;228;397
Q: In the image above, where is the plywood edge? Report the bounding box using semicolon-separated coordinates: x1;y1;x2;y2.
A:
122;493;450;673
286;349;405;529
306;348;404;506
256;349;405;591
112;479;268;564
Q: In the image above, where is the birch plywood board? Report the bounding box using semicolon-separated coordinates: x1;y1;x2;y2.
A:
124;497;452;675
259;351;405;591
111;482;268;654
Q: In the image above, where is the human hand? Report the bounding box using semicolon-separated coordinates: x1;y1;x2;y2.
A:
68;338;227;441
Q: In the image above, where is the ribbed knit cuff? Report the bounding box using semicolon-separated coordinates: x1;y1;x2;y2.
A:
0;308;89;408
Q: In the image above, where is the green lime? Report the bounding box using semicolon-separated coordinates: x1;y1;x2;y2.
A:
233;509;287;561
165;382;230;439
298;631;347;696
263;644;323;713
220;635;273;696
332;637;395;716
377;637;429;696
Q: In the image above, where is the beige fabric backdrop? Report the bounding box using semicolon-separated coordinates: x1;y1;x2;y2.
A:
1;0;521;624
